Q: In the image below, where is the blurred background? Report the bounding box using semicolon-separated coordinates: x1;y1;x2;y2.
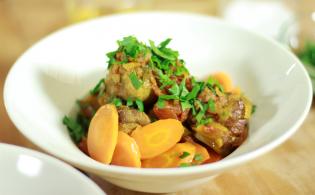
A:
0;0;315;194
1;0;315;74
1;0;315;65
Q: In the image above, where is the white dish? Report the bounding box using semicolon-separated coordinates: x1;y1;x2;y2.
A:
0;143;105;195
4;12;313;193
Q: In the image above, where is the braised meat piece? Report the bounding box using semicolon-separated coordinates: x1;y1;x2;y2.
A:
189;87;251;156
105;63;155;102
117;106;151;134
153;100;189;122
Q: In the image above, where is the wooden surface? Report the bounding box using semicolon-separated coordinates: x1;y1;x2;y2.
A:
1;0;315;194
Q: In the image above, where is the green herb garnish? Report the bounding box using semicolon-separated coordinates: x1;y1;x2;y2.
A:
207;76;224;92
199;117;213;125
251;104;257;114
185;84;201;100
106;51;116;69
156;69;174;89
62;116;85;143
168;83;180;96
179;151;190;159
135;98;144;112
180;101;192;110
159;38;172;49
107;36;148;69
111;97;122;107
126;97;133;107
179;79;189;98
159;94;179;100
194;154;203;162
195;109;206;123
90;78;105;95
129;72;143;90
156;99;165;108
208;99;216;112
179;163;190;168
118;36;148;58
149;40;178;61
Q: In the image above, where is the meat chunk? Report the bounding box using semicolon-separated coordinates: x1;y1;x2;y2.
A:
153;100;189;122
105;63;154;102
117;106;151;134
193;122;248;156
189;87;250;156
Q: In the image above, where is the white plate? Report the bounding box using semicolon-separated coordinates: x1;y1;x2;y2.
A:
4;12;313;193
0;144;105;195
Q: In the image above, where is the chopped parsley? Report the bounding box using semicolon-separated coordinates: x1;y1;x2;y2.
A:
126;97;133;107
135;98;144;112
181;101;192;110
179;151;190;159
156;99;165;108
118;36;148;58
194;154;203;162
208;99;216;112
168;83;180;96
179;163;190;168
185;84;201;101
149;40;178;61
179;79;189;98
251;104;257;114
159;38;172;49
107;36;148;69
90;78;105;95
111;97;122;107
129;72;143;90
159;94;179;100
207;76;224;93
106;51;116;69
62;116;85;143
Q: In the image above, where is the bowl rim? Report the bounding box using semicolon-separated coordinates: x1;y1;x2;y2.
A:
0;143;105;194
4;11;313;177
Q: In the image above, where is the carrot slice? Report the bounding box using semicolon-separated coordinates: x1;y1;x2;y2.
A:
184;137;210;165
231;86;241;95
131;119;184;159
212;72;233;92
87;104;118;164
142;142;196;168
191;142;210;165
111;131;141;168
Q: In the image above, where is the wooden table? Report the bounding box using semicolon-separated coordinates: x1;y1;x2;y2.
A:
1;0;315;194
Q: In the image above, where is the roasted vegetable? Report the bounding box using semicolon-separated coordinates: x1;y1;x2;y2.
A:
142;142;196;168
111;131;141;168
131;119;184;159
87;104;118;164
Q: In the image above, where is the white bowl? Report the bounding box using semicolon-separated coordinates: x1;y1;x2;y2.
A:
4;12;313;193
0;144;105;195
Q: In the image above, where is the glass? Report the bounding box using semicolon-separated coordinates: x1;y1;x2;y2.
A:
286;0;315;51
285;0;315;93
219;0;294;40
66;0;151;23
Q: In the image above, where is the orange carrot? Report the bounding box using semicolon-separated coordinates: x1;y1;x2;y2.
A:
111;131;141;168
211;72;233;92
87;104;118;164
191;142;210;165
142;142;196;168
184;137;210;165
231;86;241;95
131;119;184;159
